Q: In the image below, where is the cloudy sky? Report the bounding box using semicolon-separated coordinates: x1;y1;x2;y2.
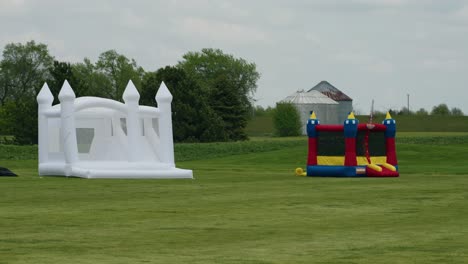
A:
1;0;467;114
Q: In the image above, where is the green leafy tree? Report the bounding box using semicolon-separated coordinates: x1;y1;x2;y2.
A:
0;102;8;136
0;41;53;105
140;66;226;142
0;41;53;144
398;107;413;115
47;60;82;104
210;75;248;141
0;69;7;106
177;48;259;140
71;58;113;98
273;103;301;137
95;50;145;100
0;100;37;144
415;108;428;116
178;49;260;105
431;104;450;116
451;107;464;116
254;105;274;117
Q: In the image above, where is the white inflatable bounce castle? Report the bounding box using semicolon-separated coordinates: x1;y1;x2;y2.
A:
37;80;193;179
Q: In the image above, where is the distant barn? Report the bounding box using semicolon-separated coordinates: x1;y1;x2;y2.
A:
281;81;353;134
308;81;353;121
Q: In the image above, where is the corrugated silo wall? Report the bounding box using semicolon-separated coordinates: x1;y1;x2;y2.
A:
294;104;340;135
294;104;311;135
337;101;353;123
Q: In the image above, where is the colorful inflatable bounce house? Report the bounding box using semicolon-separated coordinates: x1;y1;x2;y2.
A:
296;111;399;177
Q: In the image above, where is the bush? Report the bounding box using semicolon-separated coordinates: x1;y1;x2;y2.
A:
0;100;38;145
451;107;464;116
431;104;450;116
415;108;428;116
272;103;301;137
140;67;227;143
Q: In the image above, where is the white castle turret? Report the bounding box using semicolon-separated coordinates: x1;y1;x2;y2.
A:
36;80;192;179
37;83;54;164
122;80;141;162
58;80;79;176
155;82;175;166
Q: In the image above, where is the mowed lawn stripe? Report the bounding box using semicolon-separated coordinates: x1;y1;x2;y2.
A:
0;136;467;263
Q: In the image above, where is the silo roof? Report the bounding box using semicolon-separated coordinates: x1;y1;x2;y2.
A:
307;81;352;101
283;90;338;105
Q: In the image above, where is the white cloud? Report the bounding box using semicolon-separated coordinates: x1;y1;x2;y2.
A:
367;60;394;74
454;5;468;20
332;51;372;64
421;58;460;70
352;0;407;7
0;31;43;47
120;9;147;29
331;51;394;74
0;0;467;113
0;0;25;8
0;0;27;15
178;16;269;45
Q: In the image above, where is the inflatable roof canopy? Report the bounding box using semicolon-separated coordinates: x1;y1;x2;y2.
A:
296;111;399;177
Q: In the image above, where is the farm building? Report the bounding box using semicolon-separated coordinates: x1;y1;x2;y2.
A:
281;81;353;135
308;81;353;122
281;90;339;134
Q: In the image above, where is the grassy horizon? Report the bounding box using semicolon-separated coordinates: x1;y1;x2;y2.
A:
246;114;468;137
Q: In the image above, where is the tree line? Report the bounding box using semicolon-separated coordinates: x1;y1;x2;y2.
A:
0;41;260;144
261;102;466;138
390;104;464;116
256;103;465;119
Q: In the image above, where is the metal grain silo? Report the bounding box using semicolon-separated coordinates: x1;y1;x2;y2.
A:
282;90;339;135
308;81;353;122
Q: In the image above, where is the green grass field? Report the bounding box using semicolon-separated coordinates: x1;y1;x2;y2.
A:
1;134;468;263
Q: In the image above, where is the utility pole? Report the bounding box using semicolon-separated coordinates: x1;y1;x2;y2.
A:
407;94;410;114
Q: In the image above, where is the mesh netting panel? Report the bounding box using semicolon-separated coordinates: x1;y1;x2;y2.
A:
76;128;95;153
317;131;345;156
316;130;386;157
356;130;386;156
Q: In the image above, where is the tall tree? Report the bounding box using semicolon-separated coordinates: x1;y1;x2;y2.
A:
398;107;413;115
210;74;248;141
0;41;53;144
71;58;113;98
178;48;259;107
0;100;37;144
431;104;450;116
95;50;145;100
47;60;78;104
177;48;259;140
273;103;301;137
140;66;226;142
451;107;464;116
415;108;428;116
0;41;54;105
0;70;7;106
